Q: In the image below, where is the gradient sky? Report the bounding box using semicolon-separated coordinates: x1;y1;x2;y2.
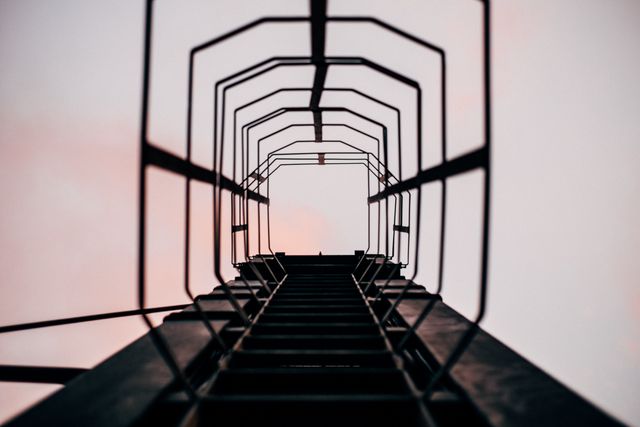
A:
1;0;639;424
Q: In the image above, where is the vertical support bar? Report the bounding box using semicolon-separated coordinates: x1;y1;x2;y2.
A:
423;0;492;397
138;0;197;400
185;52;227;349
309;0;327;141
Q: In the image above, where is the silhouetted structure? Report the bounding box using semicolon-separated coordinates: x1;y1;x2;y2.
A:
0;1;625;426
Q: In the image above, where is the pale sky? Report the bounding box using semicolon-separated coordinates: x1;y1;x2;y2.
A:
0;0;639;424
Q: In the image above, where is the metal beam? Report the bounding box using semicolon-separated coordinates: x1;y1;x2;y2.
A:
368;147;487;203
0;366;88;384
144;144;269;205
309;0;327;141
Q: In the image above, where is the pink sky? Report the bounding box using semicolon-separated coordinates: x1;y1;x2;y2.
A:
1;0;640;424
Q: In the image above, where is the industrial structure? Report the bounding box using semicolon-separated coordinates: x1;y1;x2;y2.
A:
0;1;624;426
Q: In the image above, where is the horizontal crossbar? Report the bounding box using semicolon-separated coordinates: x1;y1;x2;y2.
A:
368;146;487;203
393;225;410;233
0;365;88;384
0;304;188;334
232;224;248;233
144;143;269;205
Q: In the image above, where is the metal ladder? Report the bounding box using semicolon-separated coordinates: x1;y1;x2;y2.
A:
201;260;430;426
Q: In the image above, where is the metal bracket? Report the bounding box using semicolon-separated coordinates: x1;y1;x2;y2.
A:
393;224;410;233
232;224;248;233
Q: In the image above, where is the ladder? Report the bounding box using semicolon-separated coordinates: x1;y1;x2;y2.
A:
4;255;624;427
205;265;429;426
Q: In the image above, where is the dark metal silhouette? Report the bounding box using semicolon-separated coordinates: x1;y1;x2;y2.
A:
1;1;626;426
